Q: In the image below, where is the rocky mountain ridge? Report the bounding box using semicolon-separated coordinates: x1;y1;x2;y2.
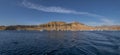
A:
0;21;120;31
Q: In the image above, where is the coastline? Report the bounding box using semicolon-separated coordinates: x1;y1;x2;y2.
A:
0;21;120;31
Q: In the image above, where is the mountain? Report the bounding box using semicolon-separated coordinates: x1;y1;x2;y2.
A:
0;21;120;31
37;21;95;31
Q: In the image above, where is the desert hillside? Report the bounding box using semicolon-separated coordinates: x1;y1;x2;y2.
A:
0;21;120;31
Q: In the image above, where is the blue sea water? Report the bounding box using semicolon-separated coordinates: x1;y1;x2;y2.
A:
0;31;120;55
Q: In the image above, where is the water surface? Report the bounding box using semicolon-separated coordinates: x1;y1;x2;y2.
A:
0;31;120;55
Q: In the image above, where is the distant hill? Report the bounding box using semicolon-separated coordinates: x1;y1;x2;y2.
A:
0;21;120;31
95;25;120;30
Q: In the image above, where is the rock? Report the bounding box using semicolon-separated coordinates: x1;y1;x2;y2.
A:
0;21;120;31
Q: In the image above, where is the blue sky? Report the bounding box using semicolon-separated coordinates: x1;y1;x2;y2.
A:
0;0;120;26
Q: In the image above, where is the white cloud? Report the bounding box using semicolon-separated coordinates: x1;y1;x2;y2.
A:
101;19;115;25
86;18;117;26
22;0;105;18
21;0;119;26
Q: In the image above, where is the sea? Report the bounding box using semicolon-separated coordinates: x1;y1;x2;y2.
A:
0;30;120;55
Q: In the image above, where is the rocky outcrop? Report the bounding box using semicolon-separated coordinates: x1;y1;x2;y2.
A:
0;26;6;30
0;21;120;31
95;25;120;30
37;21;95;31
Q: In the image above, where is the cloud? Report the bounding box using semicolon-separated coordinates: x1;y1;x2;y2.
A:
101;19;115;25
22;0;105;18
87;19;117;26
21;0;119;26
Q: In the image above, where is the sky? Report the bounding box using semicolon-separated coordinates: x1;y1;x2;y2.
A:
0;0;120;26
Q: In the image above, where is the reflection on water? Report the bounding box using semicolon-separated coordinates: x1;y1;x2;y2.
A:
0;31;120;55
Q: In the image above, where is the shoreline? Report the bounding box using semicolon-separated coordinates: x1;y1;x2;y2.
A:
0;21;120;31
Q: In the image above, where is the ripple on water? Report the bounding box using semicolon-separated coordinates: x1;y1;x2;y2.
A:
0;31;120;55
